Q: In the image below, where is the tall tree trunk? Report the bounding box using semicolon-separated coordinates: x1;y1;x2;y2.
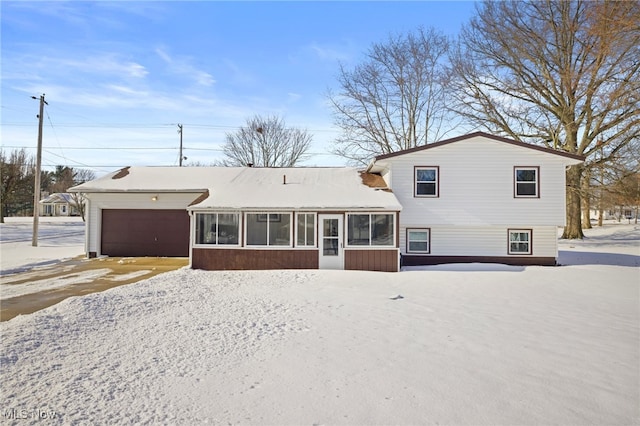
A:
581;169;592;229
562;165;584;239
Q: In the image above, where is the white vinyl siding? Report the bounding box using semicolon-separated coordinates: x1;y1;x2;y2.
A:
384;136;570;227
399;226;557;258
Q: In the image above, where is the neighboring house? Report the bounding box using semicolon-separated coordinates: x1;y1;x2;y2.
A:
69;132;584;271
69;167;403;272
39;193;79;217
590;207;638;222
367;132;584;266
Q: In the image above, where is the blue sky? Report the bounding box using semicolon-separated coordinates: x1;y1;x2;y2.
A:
2;1;477;175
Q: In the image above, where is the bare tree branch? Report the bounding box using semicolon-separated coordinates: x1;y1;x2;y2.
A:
329;27;458;165
451;0;640;238
218;115;313;167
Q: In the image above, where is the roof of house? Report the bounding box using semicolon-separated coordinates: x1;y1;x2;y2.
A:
69;166;403;211
371;131;586;162
39;193;75;204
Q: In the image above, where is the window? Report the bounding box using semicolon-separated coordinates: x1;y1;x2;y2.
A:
195;213;240;245
515;167;539;197
296;213;316;246
246;213;291;246
415;167;439;197
508;229;532;255
347;214;394;247
407;229;430;253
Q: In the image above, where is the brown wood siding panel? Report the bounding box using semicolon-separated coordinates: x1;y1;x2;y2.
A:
101;209;189;257
192;249;319;271
401;255;557;267
345;249;399;272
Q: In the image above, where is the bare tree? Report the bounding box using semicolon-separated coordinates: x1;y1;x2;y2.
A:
0;149;35;223
219;115;312;167
328;27;456;165
69;168;96;222
451;0;640;238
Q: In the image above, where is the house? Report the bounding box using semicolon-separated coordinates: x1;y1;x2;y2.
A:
39;193;80;217
69;132;584;271
69;166;403;272
366;132;584;266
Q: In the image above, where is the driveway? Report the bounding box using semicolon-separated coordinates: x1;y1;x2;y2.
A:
1;257;188;321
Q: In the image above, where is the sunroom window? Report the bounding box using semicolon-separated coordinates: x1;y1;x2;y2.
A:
195;213;240;245
347;214;394;246
508;229;532;255
246;213;291;246
296;213;315;246
515;167;539;197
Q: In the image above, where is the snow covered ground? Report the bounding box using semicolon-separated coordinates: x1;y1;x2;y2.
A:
0;220;638;425
0;216;85;275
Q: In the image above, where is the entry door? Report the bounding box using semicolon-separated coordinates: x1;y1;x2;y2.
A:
319;214;343;270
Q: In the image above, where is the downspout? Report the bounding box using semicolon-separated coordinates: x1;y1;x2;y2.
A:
84;197;91;258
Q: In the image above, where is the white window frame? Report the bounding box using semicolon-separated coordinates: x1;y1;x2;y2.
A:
295;212;317;248
414;166;439;198
345;213;395;248
407;228;430;254
508;229;532;255
514;167;539;198
244;212;293;248
193;212;241;247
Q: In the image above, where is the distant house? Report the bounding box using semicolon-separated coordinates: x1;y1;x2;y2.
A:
39;193;80;217
69;132;584;270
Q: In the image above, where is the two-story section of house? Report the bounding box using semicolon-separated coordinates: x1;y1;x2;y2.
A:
366;132;584;266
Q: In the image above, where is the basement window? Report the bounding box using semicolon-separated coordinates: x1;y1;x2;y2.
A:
508;229;532;255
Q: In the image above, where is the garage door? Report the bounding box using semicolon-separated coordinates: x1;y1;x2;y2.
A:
101;209;190;257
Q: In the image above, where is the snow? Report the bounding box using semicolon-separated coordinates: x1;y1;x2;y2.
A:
0;217;85;275
1;221;639;425
70;166;403;210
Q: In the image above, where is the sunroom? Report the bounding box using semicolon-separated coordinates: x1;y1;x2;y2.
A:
187;168;402;272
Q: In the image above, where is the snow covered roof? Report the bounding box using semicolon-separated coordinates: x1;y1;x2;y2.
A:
69;166;402;211
39;193;74;204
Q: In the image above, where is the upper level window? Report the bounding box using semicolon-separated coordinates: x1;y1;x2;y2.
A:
246;213;291;246
415;167;439;197
296;213;316;247
347;213;395;247
195;213;240;245
515;167;539;197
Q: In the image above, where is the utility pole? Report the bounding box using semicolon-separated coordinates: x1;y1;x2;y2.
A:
31;94;47;247
178;124;184;166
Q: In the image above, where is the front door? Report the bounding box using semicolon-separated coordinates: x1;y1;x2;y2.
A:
318;214;343;269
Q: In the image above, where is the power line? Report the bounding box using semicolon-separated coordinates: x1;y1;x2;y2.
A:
1;121;341;133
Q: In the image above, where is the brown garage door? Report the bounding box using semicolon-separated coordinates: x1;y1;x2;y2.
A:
101;209;189;257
